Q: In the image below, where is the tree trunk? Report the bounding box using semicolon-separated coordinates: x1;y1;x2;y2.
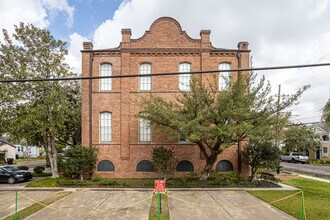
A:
44;146;50;167
200;152;218;180
48;136;59;178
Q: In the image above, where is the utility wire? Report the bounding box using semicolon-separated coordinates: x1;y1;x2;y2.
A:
1;62;330;83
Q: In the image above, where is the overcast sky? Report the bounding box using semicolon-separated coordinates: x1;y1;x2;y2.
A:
1;0;329;124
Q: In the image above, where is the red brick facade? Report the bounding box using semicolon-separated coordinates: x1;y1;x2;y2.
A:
81;17;250;178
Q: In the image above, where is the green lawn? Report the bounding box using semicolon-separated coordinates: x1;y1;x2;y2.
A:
15;158;46;164
26;176;278;188
249;178;330;220
149;193;170;220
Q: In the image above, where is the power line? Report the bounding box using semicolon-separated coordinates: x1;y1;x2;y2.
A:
1;62;330;83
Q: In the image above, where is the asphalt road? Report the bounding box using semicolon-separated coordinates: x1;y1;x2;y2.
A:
281;162;330;178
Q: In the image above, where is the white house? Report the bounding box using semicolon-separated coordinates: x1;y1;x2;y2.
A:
0;142;16;160
15;145;40;158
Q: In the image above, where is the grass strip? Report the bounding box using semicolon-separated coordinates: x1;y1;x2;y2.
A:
149;193;170;220
248;178;330;220
3;191;71;220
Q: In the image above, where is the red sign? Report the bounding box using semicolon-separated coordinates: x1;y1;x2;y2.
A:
154;180;166;193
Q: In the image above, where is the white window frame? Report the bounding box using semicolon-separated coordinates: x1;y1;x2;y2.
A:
179;63;191;91
219;63;231;90
100;112;112;143
139;63;152;91
139;117;151;142
100;63;112;91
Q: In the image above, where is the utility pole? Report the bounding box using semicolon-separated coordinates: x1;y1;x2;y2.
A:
276;84;281;148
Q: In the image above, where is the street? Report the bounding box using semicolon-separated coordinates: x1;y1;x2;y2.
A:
281;162;330;179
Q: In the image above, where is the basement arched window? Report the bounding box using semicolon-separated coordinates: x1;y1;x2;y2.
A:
97;160;115;172
136;160;154;172
176;160;194;172
216;160;233;172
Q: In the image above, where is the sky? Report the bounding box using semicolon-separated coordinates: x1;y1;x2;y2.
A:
0;0;329;125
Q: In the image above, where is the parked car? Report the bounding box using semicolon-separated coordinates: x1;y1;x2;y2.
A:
280;152;309;164
0;166;33;184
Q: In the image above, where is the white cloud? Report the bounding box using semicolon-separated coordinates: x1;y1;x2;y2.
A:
0;0;74;42
66;33;90;74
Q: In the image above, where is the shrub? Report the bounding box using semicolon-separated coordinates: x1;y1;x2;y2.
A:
152;146;175;179
99;179;120;186
211;172;246;184
18;166;29;170
33;166;45;174
58;146;98;180
181;172;199;182
260;173;279;183
91;174;102;182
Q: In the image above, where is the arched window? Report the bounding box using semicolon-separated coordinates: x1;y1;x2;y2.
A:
140;63;152;91
97;160;115;172
179;63;191;91
100;112;112;142
136;160;154;172
100;63;112;91
216;160;233;172
176;160;194;172
219;63;231;90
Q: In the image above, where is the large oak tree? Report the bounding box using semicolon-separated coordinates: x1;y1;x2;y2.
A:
0;23;81;178
140;73;308;180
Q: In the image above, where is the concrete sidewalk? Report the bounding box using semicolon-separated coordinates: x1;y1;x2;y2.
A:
25;190;152;220
168;191;295;220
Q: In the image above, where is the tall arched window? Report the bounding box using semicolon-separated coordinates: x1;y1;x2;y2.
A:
139;63;152;91
219;63;231;90
139;116;151;142
100;112;112;142
100;63;112;91
179;63;191;91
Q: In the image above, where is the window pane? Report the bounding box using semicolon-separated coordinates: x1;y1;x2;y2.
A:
139;117;151;142
219;63;231;90
179;63;191;91
100;64;112;91
140;63;151;91
100;112;112;142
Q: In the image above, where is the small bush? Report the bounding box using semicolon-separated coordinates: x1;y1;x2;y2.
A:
99;179;120;186
91;174;102;182
181;172;199;182
211;172;246;184
260;173;279;183
33;166;45;174
18;166;29;170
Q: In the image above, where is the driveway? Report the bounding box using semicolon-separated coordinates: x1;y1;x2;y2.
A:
168;191;294;220
281;162;330;179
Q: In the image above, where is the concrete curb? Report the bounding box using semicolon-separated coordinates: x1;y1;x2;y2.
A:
283;168;330;179
0;183;299;192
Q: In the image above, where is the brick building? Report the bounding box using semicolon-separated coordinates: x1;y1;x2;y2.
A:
81;17;250;178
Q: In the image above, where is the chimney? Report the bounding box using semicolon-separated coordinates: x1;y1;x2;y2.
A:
83;42;93;50
238;41;249;50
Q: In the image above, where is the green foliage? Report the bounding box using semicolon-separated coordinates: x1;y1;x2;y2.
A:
17;165;29;170
0;152;5;164
58;146;98;180
284;124;320;154
0;23;81;177
322;99;330;125
33;166;45;174
181;172;199;182
244;141;281;181
260;173;279;183
152;146;175;179
91;173;102;182
211;172;246;184
309;159;330;165
140;73;308;179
